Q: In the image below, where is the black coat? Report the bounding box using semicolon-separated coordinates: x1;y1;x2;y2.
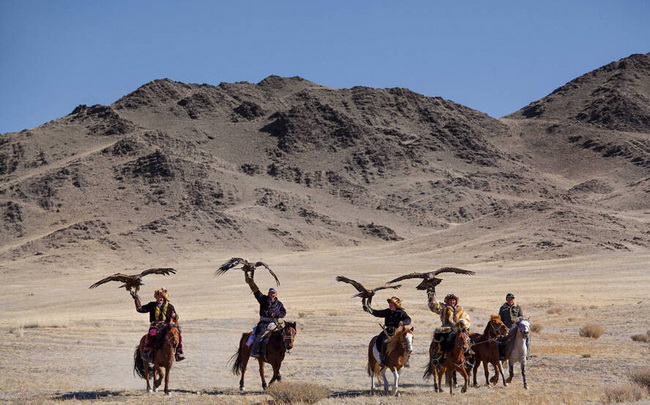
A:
254;290;286;320
369;308;411;335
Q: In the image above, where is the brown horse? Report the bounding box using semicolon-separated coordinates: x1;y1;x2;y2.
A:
367;325;414;396
424;328;470;394
133;325;179;395
231;321;297;391
470;315;509;387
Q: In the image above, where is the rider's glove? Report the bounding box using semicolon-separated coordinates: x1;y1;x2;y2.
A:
130;290;139;299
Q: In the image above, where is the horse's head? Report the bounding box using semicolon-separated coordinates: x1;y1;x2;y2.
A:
167;325;180;347
402;326;414;353
488;315;509;337
282;321;297;351
456;329;471;352
516;318;531;337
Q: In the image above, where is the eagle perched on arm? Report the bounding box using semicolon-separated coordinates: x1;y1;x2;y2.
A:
387;267;475;295
215;257;280;286
89;268;177;293
335;275;401;307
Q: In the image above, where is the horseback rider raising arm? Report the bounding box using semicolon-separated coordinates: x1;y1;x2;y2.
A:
132;288;185;361
428;292;471;365
245;271;286;358
364;296;411;366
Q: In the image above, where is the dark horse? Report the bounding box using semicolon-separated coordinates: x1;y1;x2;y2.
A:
424;328;471;394
133;324;179;395
470;315;509;387
231;321;297;391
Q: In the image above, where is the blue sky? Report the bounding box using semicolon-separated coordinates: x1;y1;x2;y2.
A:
1;1;648;134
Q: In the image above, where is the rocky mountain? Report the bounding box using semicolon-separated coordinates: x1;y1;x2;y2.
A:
1;53;649;268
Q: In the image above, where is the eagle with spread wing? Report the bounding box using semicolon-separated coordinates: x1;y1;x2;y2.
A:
215;257;280;286
89;268;177;293
336;275;401;306
387;267;476;295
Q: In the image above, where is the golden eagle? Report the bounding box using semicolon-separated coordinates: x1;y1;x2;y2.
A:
215;257;280;286
89;268;177;293
387;267;475;295
335;275;401;306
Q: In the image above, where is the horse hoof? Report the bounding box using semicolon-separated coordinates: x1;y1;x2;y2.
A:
166;391;172;396
524;385;529;390
147;389;153;393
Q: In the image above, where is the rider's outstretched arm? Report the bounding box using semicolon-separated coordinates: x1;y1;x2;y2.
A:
245;271;259;293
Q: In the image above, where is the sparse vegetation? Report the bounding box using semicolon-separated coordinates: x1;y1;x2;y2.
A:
603;384;647;403
631;334;650;343
629;368;650;392
547;307;562;315
266;381;330;404
531;323;543;333
579;323;605;338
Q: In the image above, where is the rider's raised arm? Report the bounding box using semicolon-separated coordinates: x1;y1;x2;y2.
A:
427;290;443;314
245;271;260;294
131;291;145;312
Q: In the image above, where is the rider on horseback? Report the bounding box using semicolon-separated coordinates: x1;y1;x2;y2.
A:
429;292;471;365
245;271;286;358
132;287;185;362
498;292;529;358
364;296;412;367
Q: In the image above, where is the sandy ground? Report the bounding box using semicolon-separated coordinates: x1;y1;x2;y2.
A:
2;247;650;404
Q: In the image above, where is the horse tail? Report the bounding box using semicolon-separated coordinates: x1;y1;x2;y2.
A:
133;345;147;379
423;357;435;380
229;333;249;376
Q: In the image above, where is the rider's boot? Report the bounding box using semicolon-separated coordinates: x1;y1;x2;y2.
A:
175;344;185;361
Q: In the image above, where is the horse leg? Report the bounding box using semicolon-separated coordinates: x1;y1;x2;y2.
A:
506;360;514;383
380;367;389;393
268;361;281;386
521;361;528;389
143;361;152;393
164;363;172;395
447;369;454;395
459;366;469;393
489;361;498;385
258;358;267;390
496;360;507;386
153;364;162;392
391;368;400;396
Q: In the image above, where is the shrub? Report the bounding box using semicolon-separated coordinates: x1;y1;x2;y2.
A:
579;323;604;338
629;368;650;392
267;381;330;404
547;307;562;315
531;323;543;333
603;384;646;403
631;334;650;343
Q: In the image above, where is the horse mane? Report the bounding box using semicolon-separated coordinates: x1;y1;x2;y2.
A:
386;326;409;357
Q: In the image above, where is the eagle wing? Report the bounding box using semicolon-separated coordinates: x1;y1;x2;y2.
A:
335;275;367;293
386;272;426;284
139;267;177;277
432;267;476;276
215;257;244;277
372;284;402;292
255;261;280;286
89;273;133;289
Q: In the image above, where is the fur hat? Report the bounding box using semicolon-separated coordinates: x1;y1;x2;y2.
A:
444;293;459;303
387;296;404;310
154;288;168;300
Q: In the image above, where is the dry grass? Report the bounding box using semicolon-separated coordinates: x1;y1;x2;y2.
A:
629;368;650;392
579;323;604;339
603;384;648;403
546;307;561;315
267;381;330;404
531;323;543;333
631;334;650;342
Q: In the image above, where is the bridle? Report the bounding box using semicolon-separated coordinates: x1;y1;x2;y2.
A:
282;325;296;351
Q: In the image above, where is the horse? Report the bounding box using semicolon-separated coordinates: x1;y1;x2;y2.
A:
470;315;509;387
367;325;414;396
231;321;297;391
133;324;179;395
424;328;471;394
502;318;531;389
